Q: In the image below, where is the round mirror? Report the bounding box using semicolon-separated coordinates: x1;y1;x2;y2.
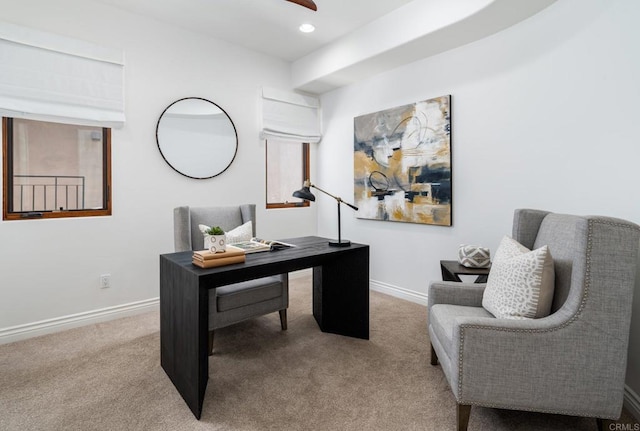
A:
156;97;238;179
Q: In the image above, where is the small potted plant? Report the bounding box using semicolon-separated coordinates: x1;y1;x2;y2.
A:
204;226;226;253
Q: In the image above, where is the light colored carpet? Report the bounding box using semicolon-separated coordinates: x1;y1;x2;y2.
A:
0;274;637;431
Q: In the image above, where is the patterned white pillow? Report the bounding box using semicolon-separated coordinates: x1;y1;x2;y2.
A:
225;221;253;244
482;236;555;319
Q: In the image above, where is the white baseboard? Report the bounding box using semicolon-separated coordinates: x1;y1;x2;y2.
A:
291;271;429;306
625;384;640;422
0;298;159;345
370;279;428;306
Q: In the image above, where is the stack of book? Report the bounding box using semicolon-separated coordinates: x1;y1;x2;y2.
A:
192;245;246;268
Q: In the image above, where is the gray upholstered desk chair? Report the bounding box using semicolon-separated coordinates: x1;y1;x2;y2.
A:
428;209;640;431
174;204;288;355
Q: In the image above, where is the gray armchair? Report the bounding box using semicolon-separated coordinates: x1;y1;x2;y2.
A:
174;204;288;355
428;209;640;431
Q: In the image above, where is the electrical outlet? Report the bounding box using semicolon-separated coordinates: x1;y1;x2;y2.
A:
100;274;111;289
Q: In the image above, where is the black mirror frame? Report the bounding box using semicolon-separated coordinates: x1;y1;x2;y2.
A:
155;97;238;180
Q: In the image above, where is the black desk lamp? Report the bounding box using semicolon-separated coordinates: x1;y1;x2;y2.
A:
293;179;358;247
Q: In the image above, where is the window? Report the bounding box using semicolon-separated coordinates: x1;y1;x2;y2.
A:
266;140;309;209
2;117;111;220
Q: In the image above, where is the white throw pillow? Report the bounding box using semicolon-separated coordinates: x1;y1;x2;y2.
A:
225;221;253;244
482;236;555;319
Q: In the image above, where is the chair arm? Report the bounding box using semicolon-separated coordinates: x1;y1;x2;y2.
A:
428;281;486;310
456;308;569;332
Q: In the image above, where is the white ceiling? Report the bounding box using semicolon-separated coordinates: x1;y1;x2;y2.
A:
93;0;557;94
93;0;415;61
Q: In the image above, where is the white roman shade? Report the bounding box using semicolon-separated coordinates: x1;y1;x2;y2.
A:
0;22;125;128
260;87;321;143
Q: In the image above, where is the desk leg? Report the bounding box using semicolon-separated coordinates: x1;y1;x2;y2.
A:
313;247;369;339
160;258;209;419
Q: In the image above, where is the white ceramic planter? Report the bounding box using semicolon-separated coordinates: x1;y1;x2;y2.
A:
204;234;226;253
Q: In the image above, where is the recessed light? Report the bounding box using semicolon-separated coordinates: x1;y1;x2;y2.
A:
299;23;315;33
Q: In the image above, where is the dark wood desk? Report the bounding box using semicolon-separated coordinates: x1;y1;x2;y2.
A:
160;236;369;419
440;260;490;283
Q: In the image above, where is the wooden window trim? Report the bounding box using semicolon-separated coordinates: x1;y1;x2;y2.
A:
266;141;310;209
2;117;112;221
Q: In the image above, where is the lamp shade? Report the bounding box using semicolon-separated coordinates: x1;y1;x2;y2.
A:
292;186;316;201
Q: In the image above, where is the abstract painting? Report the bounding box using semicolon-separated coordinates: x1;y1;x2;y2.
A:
354;95;451;226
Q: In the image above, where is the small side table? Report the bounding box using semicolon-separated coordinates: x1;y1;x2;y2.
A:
440;260;490;283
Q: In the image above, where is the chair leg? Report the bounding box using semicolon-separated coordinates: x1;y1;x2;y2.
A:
457;403;471;431
596;418;614;431
207;330;214;356
279;309;288;330
430;343;439;366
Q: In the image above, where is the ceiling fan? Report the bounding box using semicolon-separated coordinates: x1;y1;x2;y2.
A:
285;0;317;11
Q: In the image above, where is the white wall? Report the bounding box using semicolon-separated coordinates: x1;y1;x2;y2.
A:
0;0;316;335
318;0;640;414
